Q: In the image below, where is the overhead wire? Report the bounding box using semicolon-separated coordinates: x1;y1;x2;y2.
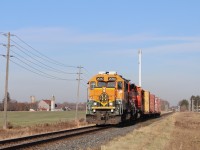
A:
13;35;77;68
11;43;77;74
10;48;77;75
80;81;88;88
8;36;79;81
10;57;76;81
10;59;62;80
1;33;94;83
81;76;89;84
82;67;93;76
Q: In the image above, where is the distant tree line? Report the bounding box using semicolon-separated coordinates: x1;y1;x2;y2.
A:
160;100;170;111
178;95;200;112
0;93;86;111
0;100;38;111
0;101;86;111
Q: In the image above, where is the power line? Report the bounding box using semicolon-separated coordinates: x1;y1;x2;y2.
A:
11;44;77;74
10;48;77;75
13;56;76;80
80;81;88;88
82;67;93;76
82;72;90;79
2;33;93;81
81;76;89;84
9;58;76;81
13;35;77;68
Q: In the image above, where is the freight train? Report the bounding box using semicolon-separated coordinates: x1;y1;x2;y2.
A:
86;71;161;125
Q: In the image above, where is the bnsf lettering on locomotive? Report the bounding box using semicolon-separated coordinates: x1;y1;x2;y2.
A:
99;93;109;103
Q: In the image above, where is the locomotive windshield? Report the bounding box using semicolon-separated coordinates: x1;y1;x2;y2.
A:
97;81;115;88
98;82;106;87
107;82;115;88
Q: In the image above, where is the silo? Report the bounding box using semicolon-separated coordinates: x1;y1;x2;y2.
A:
51;95;55;111
30;96;36;103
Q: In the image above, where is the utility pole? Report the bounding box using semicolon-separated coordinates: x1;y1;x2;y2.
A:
3;32;10;130
192;99;194;112
138;49;142;87
75;66;83;123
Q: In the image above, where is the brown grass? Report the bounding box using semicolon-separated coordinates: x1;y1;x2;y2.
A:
102;112;200;150
0;118;88;140
165;112;200;150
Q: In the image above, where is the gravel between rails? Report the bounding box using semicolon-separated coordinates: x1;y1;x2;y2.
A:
32;126;135;150
28;115;170;150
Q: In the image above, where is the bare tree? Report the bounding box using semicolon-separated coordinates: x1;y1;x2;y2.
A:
179;99;189;111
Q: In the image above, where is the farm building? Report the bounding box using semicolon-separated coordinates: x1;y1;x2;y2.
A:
38;100;54;111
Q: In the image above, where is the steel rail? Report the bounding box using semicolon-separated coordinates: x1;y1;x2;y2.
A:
0;125;110;150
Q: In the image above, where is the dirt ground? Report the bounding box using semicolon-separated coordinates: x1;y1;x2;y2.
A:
102;112;200;150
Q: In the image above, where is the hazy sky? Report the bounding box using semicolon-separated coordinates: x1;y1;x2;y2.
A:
0;0;200;106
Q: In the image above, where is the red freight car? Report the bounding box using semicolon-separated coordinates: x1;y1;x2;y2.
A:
150;94;155;113
155;97;161;116
136;86;144;118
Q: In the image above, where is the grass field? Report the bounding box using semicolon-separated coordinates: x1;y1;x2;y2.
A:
102;112;200;150
0;111;86;127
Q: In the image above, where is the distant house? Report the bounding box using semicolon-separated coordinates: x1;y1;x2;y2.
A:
38;100;51;111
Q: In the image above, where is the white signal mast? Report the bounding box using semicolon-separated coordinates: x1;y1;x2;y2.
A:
138;49;142;87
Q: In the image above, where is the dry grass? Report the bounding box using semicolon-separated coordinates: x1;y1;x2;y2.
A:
102;112;200;150
0;118;88;140
165;112;200;150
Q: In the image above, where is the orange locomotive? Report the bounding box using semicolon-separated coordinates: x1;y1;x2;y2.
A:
86;71;161;125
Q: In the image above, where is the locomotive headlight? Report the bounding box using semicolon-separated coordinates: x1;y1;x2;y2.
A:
109;102;113;106
93;102;97;106
116;100;121;104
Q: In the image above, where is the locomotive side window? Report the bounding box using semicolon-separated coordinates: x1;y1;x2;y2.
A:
124;82;128;91
98;81;106;87
117;81;123;90
107;82;116;88
130;84;135;90
90;81;96;90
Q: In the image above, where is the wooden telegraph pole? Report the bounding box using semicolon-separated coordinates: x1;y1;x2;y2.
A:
3;32;10;129
75;66;82;123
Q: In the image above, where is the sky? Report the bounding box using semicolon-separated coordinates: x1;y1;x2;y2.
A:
0;0;200;106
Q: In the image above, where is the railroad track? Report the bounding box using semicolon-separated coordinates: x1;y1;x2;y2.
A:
0;125;111;150
0;112;173;150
